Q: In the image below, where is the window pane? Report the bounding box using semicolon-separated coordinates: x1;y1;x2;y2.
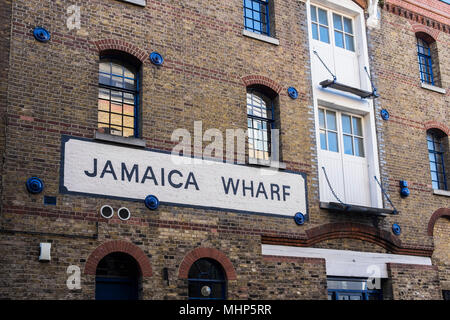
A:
123;104;134;116
123;116;134;128
431;171;438;181
123;93;134;105
326;111;337;131
123;128;135;138
110;102;122;114
99;73;111;86
319;109;325;128
312;23;319;40
99;88;110;100
111;114;122;127
98;111;109;124
427;139;435;151
333;13;343;31
98;99;109;112
111;76;124;88
318;8;328;25
343;135;354;155
311;5;317;22
335;31;344;48
124;78;135;90
245;18;253;30
345;34;355;52
111;63;123;76
320;130;327;150
432;181;439;189
99;62;110;73
352;117;363;136
320;26;330;43
124;67;135;79
328;132;338;152
111;90;122;102
354;137;365;157
344;17;353;34
342;115;352;134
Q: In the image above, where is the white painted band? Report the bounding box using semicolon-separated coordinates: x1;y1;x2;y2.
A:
262;244;432;278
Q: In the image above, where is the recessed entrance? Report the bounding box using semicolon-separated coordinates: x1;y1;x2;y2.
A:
95;252;141;300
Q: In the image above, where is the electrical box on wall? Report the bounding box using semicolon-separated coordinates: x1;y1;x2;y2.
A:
39;243;51;262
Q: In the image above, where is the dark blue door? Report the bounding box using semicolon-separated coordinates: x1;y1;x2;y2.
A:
95;252;141;300
95;277;138;300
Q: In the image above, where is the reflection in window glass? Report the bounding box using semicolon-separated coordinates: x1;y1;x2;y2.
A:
98;59;138;138
247;91;273;160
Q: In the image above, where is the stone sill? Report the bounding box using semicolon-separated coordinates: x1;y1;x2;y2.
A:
94;131;146;148
242;30;280;46
248;157;286;169
118;0;146;6
420;82;446;94
433;189;450;197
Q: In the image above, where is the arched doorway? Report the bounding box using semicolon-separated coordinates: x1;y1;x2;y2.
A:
188;258;227;300
95;252;141;300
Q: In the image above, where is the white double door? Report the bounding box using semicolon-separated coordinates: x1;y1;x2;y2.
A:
318;107;371;207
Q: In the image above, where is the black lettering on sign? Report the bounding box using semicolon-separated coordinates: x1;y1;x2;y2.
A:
85;158;97;177
100;160;117;180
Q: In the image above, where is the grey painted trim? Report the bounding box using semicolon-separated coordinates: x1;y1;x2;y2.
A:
118;0;146;6
433;189;450;197
94;131;146;148
242;30;280;45
421;82;446;94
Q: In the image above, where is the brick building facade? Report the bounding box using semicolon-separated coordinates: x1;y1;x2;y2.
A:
0;0;448;300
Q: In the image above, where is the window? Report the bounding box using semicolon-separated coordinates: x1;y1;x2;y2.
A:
333;13;355;52
243;0;270;36
311;5;330;43
188;258;227;300
319;109;338;152
327;278;382;300
247;90;274;161
311;5;355;51
417;37;435;85
427;129;448;190
319;108;364;157
98;57;139;138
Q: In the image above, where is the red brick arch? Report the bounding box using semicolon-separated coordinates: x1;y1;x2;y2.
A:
427;208;450;236
93;39;149;64
411;23;440;42
178;247;237;280
84;240;152;277
241;75;283;95
424;121;449;136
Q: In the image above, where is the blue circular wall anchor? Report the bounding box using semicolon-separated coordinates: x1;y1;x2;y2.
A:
150;52;164;66
288;87;299;99
399;180;410;197
26;177;44;194
294;212;306;225
33;27;51;43
392;223;401;236
380;109;390;121
145;195;160;210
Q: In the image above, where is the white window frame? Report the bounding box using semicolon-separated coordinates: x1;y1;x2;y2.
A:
307;0;382;209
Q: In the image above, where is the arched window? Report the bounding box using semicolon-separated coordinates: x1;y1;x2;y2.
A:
427;129;448;191
95;252;142;300
247;90;274;161
417;37;434;85
188;258;227;300
98;56;140;138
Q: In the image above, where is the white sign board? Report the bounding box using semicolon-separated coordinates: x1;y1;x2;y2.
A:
60;136;308;218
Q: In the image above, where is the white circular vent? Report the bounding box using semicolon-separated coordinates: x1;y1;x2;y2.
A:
117;207;131;221
100;205;114;219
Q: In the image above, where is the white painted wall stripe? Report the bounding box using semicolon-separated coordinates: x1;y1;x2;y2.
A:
261;244;432;278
